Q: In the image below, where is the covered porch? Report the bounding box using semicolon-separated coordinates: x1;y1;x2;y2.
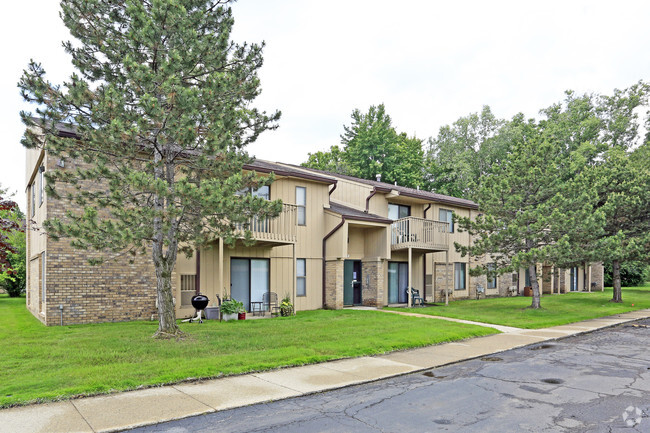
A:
175;203;299;318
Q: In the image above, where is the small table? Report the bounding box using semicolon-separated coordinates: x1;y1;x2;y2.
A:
250;301;264;316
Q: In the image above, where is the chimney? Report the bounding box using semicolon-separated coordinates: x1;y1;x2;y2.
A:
376;173;381;182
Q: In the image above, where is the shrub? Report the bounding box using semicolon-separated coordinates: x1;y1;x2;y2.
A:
604;261;648;287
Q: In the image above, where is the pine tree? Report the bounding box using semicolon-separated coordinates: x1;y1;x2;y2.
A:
19;0;281;337
456;114;602;309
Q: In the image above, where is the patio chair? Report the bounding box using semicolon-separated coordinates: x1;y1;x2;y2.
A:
263;292;279;315
406;287;425;306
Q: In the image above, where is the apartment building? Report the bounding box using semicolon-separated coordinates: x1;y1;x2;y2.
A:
25;126;603;325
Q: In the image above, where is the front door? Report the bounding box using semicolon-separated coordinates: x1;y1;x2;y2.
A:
231;258;269;312
344;260;362;306
388;262;408;304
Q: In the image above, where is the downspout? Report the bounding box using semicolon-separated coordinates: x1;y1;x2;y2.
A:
365;187;377;213
423;203;432;219
322;216;346;308
329;180;338;197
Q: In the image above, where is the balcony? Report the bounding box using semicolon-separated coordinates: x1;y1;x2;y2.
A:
391;217;449;252
235;203;298;246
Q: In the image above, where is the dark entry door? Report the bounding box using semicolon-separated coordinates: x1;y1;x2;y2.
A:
344;260;362;306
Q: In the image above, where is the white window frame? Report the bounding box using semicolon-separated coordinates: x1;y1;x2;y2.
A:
487;263;497;289
31;183;36;217
296;258;306;297
296;186;306;226
454;262;466;290
39;166;45;207
439;208;454;233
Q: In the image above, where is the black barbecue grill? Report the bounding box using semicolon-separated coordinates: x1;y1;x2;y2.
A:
182;293;210;323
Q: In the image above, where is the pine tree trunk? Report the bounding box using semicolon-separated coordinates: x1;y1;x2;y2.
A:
529;264;542;309
611;259;623;303
151;150;181;338
153;254;181;338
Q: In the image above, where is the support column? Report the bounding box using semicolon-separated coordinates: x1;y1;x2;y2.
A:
325;260;344;309
431;253;435;303
292;243;297;315
407;247;412;308
445;250;450;306
218;238;224;301
362;259;384;307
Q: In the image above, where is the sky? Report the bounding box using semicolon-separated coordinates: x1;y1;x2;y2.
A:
2;0;649;211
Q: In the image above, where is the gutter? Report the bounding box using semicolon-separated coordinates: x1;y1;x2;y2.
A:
322;216;346;308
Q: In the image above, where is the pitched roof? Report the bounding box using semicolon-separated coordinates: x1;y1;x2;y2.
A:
274;163;480;210
244;160;336;185
327;202;392;224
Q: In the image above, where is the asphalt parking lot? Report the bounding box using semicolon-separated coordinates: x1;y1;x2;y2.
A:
130;319;650;433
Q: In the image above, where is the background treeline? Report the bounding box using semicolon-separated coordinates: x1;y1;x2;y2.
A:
303;82;650;296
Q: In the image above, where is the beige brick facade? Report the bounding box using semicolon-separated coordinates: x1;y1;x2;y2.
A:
361;259;384;307
325;260;344;309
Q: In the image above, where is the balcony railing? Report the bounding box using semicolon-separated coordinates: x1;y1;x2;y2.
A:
236;203;298;245
391;217;449;251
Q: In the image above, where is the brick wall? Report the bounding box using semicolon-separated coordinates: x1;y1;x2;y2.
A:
361;259;384;307
32;156;159;326
325;260;343;309
591;262;605;291
434;262;453;301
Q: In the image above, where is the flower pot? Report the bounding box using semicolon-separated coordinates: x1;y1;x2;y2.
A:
238;312;246;320
222;313;238;322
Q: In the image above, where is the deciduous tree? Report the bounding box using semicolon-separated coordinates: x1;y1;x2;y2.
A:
303;104;426;188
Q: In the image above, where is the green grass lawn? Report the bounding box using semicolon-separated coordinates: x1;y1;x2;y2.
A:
0;296;496;407
387;284;650;329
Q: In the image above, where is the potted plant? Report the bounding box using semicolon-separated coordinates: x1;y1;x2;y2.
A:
221;298;243;321
279;296;293;317
237;305;246;321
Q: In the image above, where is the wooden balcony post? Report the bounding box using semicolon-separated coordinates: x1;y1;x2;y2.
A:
445;250;449;306
407;247;412;308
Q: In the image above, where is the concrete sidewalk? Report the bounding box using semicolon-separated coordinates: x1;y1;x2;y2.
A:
2;309;649;433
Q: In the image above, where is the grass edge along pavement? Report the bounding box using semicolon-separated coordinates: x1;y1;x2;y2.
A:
386;284;650;329
0;296;497;408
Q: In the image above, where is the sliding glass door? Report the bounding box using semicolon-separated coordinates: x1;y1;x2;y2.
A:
388;262;408;304
231;258;269;311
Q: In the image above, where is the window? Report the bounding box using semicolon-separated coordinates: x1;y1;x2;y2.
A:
297;259;306;297
388;203;410;220
237;185;270;199
31;183;35;217
439;209;454;233
487;263;497;289
296;186;306;225
180;274;197;306
524;268;531;287
39;166;45;207
252;185;269;200
454;262;466;290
